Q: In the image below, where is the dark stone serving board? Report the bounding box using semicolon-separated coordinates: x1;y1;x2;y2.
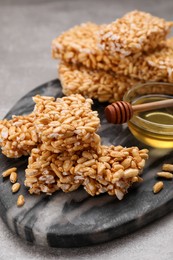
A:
0;79;173;248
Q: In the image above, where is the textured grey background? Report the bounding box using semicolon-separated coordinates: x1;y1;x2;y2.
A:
0;0;173;259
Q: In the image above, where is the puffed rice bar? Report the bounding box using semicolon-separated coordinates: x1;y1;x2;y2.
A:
25;144;148;199
33;94;101;153
52;11;173;66
99;10;173;55
0;114;39;158
0;95;100;157
24;145;82;195
114;41;173;82
58;62;140;102
81;145;148;198
52;20;173;82
143;43;173;82
52;22;109;70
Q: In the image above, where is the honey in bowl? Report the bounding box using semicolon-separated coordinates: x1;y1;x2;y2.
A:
123;82;173;148
136;95;173;124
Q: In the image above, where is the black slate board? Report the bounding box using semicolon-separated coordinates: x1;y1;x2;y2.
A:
0;79;173;248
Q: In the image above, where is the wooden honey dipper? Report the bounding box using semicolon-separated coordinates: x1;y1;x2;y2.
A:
105;99;173;124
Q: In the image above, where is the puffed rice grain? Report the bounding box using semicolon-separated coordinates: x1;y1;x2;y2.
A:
2;167;17;177
157;171;173;179
162;164;173;172
12;183;21;193
153;181;164;194
17;195;25;207
10;171;18;183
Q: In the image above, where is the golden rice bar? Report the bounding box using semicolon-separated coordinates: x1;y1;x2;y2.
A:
33;95;101;153
52;22;142;70
99;10;173;55
25;144;148;200
114;42;173;82
52;21;173;82
165;37;173;48
82;145;148;198
24;145;82;195
58;62;140;102
0;114;38;158
52;22;110;70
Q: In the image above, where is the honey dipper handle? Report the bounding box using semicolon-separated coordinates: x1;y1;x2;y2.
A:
132;98;173;113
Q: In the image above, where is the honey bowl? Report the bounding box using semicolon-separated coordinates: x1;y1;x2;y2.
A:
123;82;173;148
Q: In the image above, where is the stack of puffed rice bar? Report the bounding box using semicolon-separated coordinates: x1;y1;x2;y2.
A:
0;94;148;200
52;10;173;103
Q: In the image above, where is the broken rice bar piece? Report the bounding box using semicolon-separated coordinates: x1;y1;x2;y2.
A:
59;62;139;102
99;10;173;55
33;94;101;153
0;114;38;158
24;144;148;200
24;145;82;195
81;145;148;198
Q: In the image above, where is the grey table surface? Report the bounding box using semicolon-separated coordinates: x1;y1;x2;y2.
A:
0;0;173;259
